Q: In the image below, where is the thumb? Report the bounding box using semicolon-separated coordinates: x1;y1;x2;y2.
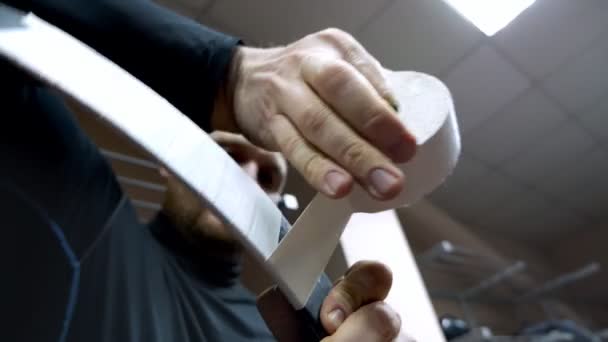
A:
321;302;401;342
321;261;393;334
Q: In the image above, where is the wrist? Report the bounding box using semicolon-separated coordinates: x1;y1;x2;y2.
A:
211;46;282;133
211;46;245;132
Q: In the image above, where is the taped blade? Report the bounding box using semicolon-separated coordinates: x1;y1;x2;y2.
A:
0;6;282;262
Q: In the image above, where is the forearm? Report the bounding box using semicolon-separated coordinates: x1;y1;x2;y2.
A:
6;0;240;131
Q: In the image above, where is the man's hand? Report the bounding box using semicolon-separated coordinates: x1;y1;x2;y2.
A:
213;29;417;200
320;261;401;341
258;261;408;342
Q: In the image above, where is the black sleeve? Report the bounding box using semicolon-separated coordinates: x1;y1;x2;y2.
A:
1;61;124;257
3;0;240;131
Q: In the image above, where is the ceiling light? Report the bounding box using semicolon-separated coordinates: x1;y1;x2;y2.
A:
282;193;299;211
442;0;536;36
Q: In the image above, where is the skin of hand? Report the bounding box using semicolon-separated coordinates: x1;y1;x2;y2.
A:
212;28;417;201
257;261;408;342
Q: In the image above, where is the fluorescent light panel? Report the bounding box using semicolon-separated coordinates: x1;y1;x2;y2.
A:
442;0;536;36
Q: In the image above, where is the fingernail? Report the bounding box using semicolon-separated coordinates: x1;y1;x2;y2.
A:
368;168;400;197
327;309;345;328
324;170;349;196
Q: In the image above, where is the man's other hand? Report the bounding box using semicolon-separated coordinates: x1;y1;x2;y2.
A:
212;29;417;201
320;261;401;341
258;261;409;342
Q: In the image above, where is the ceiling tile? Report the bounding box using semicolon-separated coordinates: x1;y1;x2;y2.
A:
430;156;491;198
429;156;491;222
357;0;482;75
579;182;608;221
474;186;538;230
429;192;476;225
535;147;608;199
476;187;585;240
463;88;568;165
202;0;389;44
504;121;596;183
535;147;608;220
509;207;587;241
579;97;608;142
444;155;491;187
500;189;553;220
565;181;608;222
543;35;608;113
432;168;525;225
444;45;531;133
154;0;210;18
463;171;529;220
487;218;538;241
494;0;608;79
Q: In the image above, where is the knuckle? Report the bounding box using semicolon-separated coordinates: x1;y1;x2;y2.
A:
317;28;359;57
341;43;361;64
355;58;383;85
319;27;349;41
349;47;378;67
340;141;367;170
300;106;332;133
282;135;303;157
285;51;308;64
318;61;352;93
302;154;324;181
322;60;351;80
362;105;391;131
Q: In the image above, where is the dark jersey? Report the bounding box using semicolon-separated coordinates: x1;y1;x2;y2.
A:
0;56;274;342
1;0;275;340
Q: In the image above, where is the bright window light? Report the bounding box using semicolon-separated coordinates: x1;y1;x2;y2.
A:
442;0;536;36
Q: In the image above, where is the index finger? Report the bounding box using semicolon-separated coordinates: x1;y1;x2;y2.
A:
301;52;416;164
317;29;400;111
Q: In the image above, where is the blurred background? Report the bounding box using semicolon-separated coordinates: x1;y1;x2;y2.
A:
76;0;608;340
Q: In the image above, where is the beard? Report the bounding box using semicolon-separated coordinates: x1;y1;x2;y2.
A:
176;208;244;257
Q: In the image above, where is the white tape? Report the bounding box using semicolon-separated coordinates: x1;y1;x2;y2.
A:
0;6;282;263
269;71;461;309
0;5;461;311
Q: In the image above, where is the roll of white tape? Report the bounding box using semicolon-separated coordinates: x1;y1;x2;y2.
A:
350;71;461;212
269;70;461;308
